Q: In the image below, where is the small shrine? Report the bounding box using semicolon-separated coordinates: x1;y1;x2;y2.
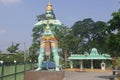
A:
68;48;112;70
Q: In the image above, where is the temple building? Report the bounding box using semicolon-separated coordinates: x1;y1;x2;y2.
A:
68;48;112;70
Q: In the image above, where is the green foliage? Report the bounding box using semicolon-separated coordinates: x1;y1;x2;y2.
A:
55;25;80;68
116;57;120;66
36;14;46;21
56;25;79;54
7;43;20;53
0;53;24;63
112;57;120;68
71;18;107;53
107;9;120;32
29;13;46;60
0;50;2;53
29;42;39;61
105;9;120;57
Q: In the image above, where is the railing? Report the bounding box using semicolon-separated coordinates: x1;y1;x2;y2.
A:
0;60;36;80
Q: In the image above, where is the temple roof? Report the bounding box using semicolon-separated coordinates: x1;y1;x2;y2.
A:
68;48;112;60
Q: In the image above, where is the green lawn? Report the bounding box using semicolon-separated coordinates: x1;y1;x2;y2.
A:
0;63;35;80
2;73;24;80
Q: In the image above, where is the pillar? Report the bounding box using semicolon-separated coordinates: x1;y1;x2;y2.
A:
91;59;93;69
80;60;83;69
101;60;105;70
70;60;73;68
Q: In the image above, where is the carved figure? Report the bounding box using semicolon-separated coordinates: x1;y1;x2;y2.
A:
34;2;62;71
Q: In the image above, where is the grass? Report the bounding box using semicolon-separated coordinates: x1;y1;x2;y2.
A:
1;73;24;80
0;63;35;80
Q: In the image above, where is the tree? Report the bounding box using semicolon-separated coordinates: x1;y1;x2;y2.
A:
56;25;78;67
107;9;120;32
29;13;46;60
29;42;39;61
36;14;46;21
0;51;2;60
72;18;107;53
0;50;2;53
89;21;108;52
14;51;24;62
7;43;20;53
106;9;120;57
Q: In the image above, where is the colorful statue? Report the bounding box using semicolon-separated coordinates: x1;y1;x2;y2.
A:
34;2;62;71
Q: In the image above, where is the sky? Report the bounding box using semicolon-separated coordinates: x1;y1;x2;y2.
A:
0;0;120;52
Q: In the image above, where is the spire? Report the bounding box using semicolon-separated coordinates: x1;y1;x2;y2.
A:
46;2;53;11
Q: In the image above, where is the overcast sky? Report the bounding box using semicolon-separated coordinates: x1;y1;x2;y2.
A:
0;0;120;52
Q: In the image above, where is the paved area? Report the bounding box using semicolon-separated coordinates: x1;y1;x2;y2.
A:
64;69;114;80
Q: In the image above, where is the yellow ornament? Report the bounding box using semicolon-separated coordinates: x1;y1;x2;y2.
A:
46;2;53;11
46;26;50;30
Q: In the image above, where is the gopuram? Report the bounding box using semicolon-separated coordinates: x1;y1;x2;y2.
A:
34;2;62;71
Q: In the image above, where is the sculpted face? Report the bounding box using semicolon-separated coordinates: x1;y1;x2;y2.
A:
46;11;54;19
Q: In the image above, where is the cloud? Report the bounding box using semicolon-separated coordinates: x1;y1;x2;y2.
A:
0;29;6;36
0;0;21;4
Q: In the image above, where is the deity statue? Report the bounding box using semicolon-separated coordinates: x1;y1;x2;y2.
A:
34;2;62;71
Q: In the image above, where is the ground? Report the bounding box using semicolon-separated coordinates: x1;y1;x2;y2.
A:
64;68;114;80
